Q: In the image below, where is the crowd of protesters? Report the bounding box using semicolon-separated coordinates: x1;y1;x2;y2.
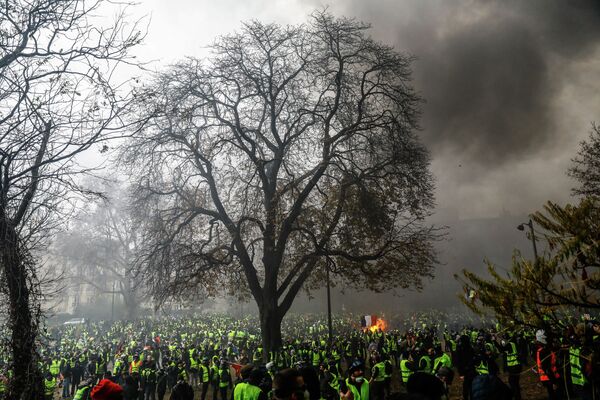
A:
1;311;599;400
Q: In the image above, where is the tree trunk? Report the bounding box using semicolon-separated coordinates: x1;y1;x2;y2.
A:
123;291;139;320
0;218;43;399
259;297;283;360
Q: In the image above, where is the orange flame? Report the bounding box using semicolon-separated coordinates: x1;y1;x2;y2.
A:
367;318;387;333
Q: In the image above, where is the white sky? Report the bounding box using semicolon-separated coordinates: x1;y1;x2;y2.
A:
131;0;315;65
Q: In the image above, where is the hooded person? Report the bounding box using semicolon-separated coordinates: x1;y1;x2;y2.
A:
339;360;369;400
91;378;124;400
406;370;448;400
272;368;304;400
73;377;95;400
170;371;194;400
234;365;267;400
233;364;253;400
454;335;476;400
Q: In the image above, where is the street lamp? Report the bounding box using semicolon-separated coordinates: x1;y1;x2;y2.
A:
517;218;539;262
326;259;333;345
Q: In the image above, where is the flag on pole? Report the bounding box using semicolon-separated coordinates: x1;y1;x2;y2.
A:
361;315;378;328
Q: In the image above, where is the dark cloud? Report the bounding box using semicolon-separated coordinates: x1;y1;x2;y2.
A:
307;0;600;167
417;19;551;162
352;0;600;168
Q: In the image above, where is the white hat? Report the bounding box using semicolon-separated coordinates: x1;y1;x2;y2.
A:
535;329;547;344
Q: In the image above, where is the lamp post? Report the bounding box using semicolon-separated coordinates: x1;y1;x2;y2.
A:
111;280;116;321
326;259;333;345
517;218;539;262
326;263;333;345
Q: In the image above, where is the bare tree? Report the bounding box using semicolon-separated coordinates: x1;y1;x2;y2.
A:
56;179;144;319
123;12;437;355
0;0;143;397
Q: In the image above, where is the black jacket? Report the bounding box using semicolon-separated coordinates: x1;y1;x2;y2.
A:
170;380;194;400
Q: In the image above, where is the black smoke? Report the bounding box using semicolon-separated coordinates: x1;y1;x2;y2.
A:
317;0;600;166
294;0;600;307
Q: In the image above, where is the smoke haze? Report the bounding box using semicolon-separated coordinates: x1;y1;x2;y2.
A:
297;0;600;219
57;0;600;313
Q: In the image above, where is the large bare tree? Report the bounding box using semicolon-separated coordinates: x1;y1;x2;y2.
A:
0;0;143;397
123;12;437;355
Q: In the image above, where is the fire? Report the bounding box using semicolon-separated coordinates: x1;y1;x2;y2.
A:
368;318;387;333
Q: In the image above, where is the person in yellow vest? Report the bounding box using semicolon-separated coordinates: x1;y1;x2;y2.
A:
319;361;340;400
44;372;57;400
368;354;385;400
399;351;417;387
112;355;127;385
233;365;251;400
95;355;107;383
141;360;157;400
189;351;199;388
199;357;210;400
340;361;369;400
245;367;268;400
73;377;94;400
218;359;232;400
569;334;593;400
432;345;452;374
130;355;142;375
381;355;392;399
497;333;523;400
417;347;433;374
253;347;263;364
49;357;61;377
233;364;267;400
210;356;220;400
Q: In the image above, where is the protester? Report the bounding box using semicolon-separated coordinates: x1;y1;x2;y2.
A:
7;310;596;399
170;373;194;400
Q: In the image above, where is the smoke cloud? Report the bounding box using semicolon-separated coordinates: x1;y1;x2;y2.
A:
302;0;600;218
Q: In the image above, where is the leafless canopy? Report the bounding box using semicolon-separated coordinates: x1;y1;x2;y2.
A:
0;0;144;396
0;0;144;241
123;11;437;348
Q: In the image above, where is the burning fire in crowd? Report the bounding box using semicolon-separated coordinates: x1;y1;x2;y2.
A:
367;318;387;332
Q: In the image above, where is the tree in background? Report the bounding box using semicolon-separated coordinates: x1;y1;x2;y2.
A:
569;123;600;198
458;122;600;332
0;0;143;396
123;11;437;355
56;180;144;319
459;198;600;330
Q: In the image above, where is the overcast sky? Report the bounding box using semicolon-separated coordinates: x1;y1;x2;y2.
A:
129;0;600;220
